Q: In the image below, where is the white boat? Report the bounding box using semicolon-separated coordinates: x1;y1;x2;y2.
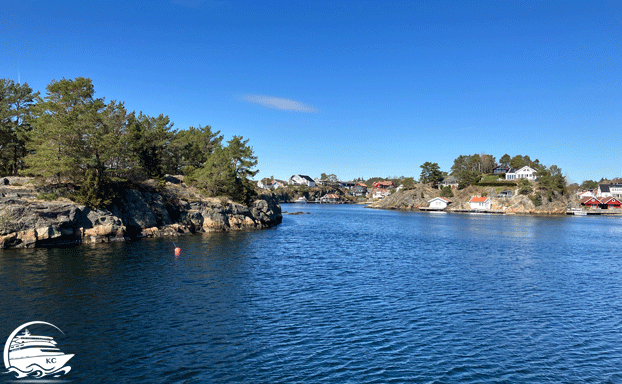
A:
569;208;587;216
8;329;73;376
294;197;307;203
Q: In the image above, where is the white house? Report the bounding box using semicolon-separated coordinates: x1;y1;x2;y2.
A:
598;184;622;198
313;178;330;186
469;197;491;210
505;166;538;181
289;175;316;187
577;190;595;199
373;190;390;200
428;197;451;210
438;176;459;189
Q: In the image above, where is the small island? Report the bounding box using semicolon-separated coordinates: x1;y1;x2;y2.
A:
0;77;281;249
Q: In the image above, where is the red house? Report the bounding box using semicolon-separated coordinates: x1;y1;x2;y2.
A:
372;181;394;189
600;197;622;209
580;196;601;209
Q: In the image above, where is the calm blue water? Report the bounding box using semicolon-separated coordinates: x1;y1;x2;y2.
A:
2;204;622;383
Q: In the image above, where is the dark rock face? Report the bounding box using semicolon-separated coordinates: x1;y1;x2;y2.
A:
0;184;282;249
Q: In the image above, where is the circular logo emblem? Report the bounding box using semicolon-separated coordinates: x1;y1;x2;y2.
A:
3;321;73;379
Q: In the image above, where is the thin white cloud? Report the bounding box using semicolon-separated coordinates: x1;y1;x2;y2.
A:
240;94;318;113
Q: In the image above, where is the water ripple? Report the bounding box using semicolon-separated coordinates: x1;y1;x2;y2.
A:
2;206;622;382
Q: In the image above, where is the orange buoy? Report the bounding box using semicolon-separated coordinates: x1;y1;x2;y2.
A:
174;247;181;256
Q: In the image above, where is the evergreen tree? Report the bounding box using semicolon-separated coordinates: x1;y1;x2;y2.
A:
127;112;173;178
168;125;222;174
227;136;258;180
225;136;258;204
580;180;599;190
100;101;133;178
0;79;38;176
457;170;482;189
480;153;496;173
440;186;454;197
536;164;567;198
192;144;236;197
419;162;443;186
24;77;104;183
191;136;259;204
499;154;511;167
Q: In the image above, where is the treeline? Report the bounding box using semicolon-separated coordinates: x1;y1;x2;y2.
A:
419;152;567;201
0;77;258;207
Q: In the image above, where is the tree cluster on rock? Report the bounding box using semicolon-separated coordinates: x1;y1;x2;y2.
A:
0;77;258;208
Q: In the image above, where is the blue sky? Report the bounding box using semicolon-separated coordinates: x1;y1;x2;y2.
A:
1;1;620;184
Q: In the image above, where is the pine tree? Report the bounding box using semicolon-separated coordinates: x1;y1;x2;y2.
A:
191;136;259;204
24;77;104;183
192;144;236;197
126;112;173;179
0;79;38;176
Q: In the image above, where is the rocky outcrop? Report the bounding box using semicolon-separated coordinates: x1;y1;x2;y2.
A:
0;177;282;249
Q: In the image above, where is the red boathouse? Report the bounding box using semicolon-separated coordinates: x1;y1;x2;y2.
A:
580;196;601;209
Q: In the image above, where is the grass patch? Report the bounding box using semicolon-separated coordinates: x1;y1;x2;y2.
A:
476;181;518;187
481;175;501;182
37;192;59;201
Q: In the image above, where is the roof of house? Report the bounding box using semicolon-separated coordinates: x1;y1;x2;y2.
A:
508;166;537;174
581;196;601;204
601;197;621;204
322;194;339;199
469;197;490;203
428;197;451;203
440;176;458;183
599;184;611;192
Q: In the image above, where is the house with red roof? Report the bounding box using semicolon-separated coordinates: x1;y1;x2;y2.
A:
580;196;601;209
469;196;491;210
599;196;622;209
372;180;394;189
351;183;368;197
320;194;339;203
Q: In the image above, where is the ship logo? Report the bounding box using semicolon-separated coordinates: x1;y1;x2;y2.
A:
3;321;73;379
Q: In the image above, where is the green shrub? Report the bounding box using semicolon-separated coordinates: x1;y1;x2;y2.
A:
440;186;454;198
530;192;543;206
71;169;114;208
518;179;532;195
37;192;59;201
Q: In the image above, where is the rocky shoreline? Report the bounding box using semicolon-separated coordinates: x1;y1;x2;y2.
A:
367;184;580;215
0;176;282;249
